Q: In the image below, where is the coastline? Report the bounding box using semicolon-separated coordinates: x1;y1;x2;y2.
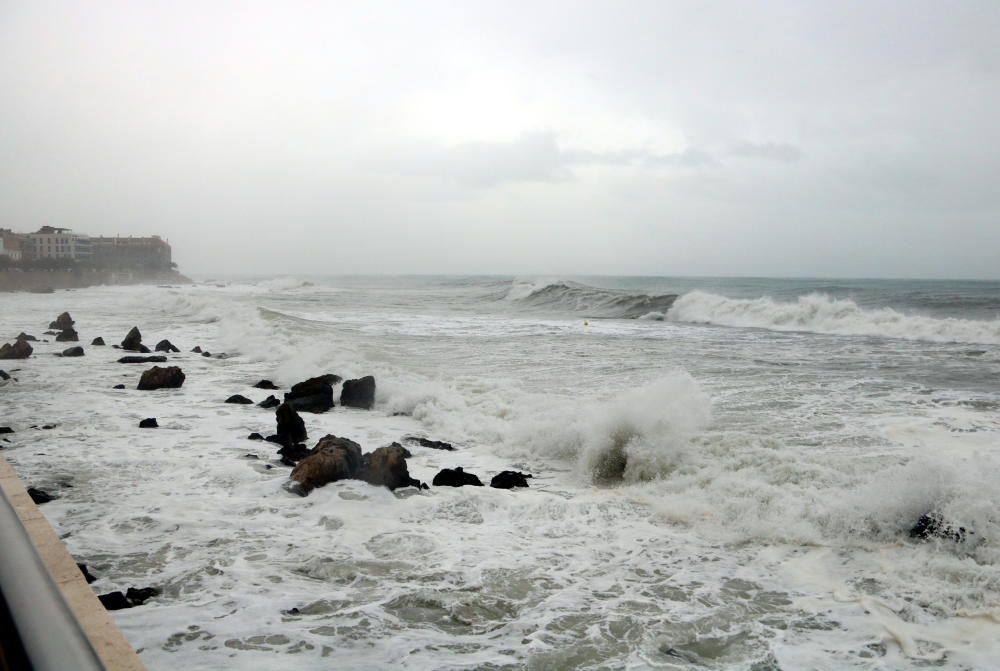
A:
0;269;191;293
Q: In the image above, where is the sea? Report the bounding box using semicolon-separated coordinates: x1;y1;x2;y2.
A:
2;275;999;670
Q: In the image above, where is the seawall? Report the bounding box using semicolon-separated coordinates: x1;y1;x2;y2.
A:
0;269;190;293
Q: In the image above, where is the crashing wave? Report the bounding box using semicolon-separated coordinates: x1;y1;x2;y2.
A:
506;279;678;319
667;291;1000;344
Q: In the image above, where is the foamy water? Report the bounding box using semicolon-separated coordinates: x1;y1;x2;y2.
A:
2;276;999;669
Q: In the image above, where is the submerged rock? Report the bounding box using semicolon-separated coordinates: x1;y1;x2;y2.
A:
275;402;307;447
910;512;970;542
258;395;280;409
139;418;158;428
490;471;532;489
247;432;264;441
278;443;312;466
402;435;455;451
0;340;32;359
118;355;167;364
112;384;126;389
254;379;279;390
284;374;339;413
27;487;56;504
77;563;97;584
0;427;13;434
16;332;37;342
137;366;185;390
91;337;105;346
201;351;212;358
55;328;78;342
289;435;363;495
59;346;84;357
154;339;180;353
125;586;160;606
98;592;131;610
225;394;254;405
191;346;202;353
432;467;484;487
340;376;375;409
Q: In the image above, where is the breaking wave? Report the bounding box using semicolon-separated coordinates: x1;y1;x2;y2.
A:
667;291;1000;344
506;279;677;319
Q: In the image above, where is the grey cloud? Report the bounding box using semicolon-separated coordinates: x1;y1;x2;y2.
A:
729;142;803;163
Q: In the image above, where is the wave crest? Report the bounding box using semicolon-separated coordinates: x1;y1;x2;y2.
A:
667;291;1000;344
506;279;678;319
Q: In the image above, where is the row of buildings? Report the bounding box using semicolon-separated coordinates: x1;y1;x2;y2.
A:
0;226;173;271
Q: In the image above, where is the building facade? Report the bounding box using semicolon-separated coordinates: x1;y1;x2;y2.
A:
90;236;172;271
26;226;92;261
0;229;23;261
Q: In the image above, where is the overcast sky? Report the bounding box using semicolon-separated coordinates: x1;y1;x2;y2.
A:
2;1;999;278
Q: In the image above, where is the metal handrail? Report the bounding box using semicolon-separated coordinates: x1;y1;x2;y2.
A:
0;488;106;670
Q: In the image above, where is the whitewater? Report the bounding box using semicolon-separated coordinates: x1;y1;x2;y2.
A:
2;275;1000;670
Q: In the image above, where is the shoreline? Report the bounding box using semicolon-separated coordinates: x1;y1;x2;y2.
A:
0;269;191;293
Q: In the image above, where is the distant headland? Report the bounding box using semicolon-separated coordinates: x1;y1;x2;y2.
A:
0;226;189;292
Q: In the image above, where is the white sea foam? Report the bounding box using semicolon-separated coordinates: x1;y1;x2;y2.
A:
668;290;1000;344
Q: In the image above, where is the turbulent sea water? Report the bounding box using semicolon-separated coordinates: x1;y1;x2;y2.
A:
2;275;1000;670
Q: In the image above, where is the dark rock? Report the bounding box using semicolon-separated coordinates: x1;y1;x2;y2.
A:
201;351;212;357
247;432;264;440
0;427;12;434
0;340;33;360
139;418;158;428
243;453;259;459
289;435;363;495
138;344;151;354
490;471;532;489
41;425;55;430
0;370;9;381
432;467;484;487
91;337;105;346
121;326;143;351
910;512;970;542
55;328;79;342
403;435;455;451
191;346;202;353
77;563;97;584
118;355;167;364
340;375;375;409
125;586;160;606
258;395;280;409
360;444;425;490
49;312;74;330
154;339;180;353
60;346;84;357
44;330;59;336
113;384;126;389
16;332;37;342
254;379;279;390
278;443;312;466
225;394;254;405
27;487;56;504
98;592;132;610
264;435;282;445
137;366;185;390
275;402;306;447
284;375;337;413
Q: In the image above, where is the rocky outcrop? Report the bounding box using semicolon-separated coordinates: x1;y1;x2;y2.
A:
0;340;32;359
403;435;455;451
340;375;375;409
137;366;185;390
49;312;74;330
139;418;159;428
59;346;84;357
284;374;340;413
154;339;180;353
490;471;532;489
432;467;483;487
274;402;306;447
118;355;167;364
360;444;425;490
16;332;37;342
55;328;78;342
258;395;280;409
254;379;279;390
27;487;56;504
225;394;254;405
91;337;105;346
910;512;970;542
121;326;144;352
289;435;363;495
